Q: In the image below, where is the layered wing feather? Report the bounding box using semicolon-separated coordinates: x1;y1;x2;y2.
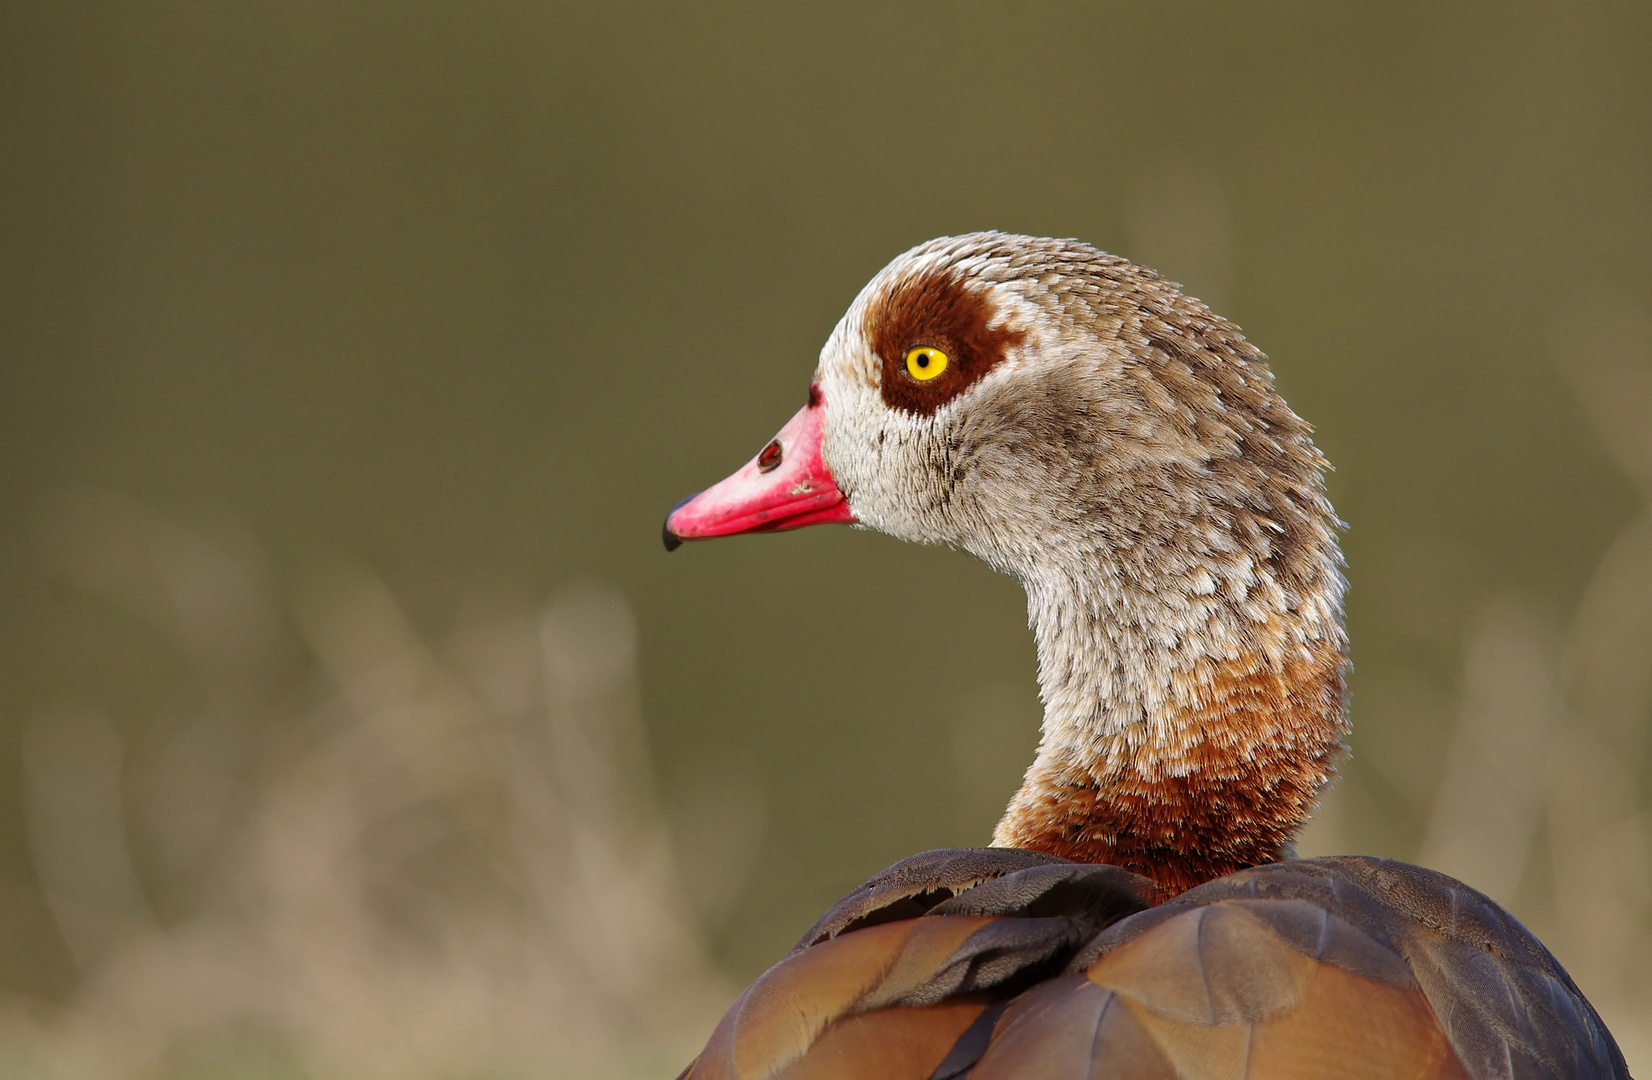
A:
682;850;1153;1080
678;853;1628;1080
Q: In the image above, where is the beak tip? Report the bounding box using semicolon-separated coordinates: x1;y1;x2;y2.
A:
662;493;697;552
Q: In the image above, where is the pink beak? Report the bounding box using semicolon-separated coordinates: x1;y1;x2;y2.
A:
663;383;857;550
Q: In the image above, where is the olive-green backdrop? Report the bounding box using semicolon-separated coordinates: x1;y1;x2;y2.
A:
2;3;1649;1075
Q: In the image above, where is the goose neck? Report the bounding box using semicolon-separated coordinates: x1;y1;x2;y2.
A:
992;563;1348;899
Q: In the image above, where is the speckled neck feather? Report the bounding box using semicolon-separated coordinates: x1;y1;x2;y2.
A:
994;512;1348;899
980;246;1347;898
994;588;1347;898
821;234;1350;900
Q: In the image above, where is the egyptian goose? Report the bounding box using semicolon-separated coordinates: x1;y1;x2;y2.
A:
662;234;1627;1079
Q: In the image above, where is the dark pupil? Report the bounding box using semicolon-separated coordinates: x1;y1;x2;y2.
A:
917;353;930;367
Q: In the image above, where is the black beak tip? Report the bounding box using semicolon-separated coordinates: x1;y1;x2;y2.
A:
662;493;697;553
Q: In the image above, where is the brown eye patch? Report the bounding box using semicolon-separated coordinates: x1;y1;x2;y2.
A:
867;267;1026;417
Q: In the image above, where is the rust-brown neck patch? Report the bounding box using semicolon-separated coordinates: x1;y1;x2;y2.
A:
995;643;1348;902
867;267;1026;416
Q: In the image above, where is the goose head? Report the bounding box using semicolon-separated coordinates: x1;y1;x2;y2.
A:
666;232;1348;895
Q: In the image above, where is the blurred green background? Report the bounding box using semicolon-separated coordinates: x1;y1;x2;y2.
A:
3;2;1651;1076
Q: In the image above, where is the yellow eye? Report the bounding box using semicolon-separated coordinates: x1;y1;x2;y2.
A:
905;345;949;381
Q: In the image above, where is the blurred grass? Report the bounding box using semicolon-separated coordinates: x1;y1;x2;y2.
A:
12;495;731;1077
1;1;1650;1074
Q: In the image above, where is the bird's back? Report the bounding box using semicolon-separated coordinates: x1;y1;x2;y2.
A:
680;850;1627;1080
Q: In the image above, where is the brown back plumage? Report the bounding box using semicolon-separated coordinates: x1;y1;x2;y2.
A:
678;850;1626;1080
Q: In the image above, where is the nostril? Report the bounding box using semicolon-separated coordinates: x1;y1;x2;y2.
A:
757;439;783;473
